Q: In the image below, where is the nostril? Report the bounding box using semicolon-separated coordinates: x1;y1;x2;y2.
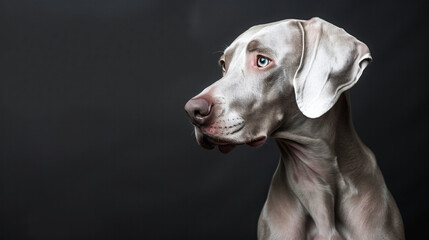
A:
194;104;211;117
184;97;213;125
194;110;203;119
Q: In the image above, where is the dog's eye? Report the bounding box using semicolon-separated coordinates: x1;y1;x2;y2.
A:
219;60;226;72
256;55;271;68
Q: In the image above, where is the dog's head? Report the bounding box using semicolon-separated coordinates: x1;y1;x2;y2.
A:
185;17;371;153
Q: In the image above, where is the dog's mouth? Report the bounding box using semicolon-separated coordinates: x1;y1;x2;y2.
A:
196;129;266;154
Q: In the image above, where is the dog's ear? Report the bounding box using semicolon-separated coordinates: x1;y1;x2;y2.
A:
293;17;372;118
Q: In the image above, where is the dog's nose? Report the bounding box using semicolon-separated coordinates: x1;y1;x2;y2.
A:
184;97;213;126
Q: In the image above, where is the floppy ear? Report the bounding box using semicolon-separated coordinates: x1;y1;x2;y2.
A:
293;17;372;118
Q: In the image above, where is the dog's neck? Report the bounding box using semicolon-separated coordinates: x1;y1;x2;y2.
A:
269;93;373;238
273;93;368;178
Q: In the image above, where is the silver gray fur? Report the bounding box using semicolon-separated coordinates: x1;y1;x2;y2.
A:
185;17;405;240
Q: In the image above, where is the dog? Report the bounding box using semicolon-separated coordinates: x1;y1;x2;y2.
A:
184;17;405;240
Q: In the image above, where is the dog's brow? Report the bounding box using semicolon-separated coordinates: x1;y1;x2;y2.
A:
224;49;234;65
220;47;235;68
247;40;274;57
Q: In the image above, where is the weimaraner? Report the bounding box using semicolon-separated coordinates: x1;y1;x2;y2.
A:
184;17;405;240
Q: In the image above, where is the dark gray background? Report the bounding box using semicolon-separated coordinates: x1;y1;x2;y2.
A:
1;0;427;239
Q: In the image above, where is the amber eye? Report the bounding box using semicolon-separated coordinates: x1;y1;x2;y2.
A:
256;55;271;68
219;60;226;72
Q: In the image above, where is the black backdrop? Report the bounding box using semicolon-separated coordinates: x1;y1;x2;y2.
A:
1;0;428;239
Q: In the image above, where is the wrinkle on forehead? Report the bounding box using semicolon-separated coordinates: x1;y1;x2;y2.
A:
221;19;298;64
221;25;265;63
246;40;276;58
226;19;294;47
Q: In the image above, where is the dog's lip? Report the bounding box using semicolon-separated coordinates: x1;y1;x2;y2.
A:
197;133;236;153
205;136;235;146
203;133;266;147
246;136;266;147
196;127;266;153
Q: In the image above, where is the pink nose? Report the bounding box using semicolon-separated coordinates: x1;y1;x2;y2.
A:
184;97;213;126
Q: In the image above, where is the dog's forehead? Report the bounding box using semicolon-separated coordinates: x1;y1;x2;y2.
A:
222;19;298;60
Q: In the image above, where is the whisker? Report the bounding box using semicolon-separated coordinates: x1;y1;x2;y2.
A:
212;50;224;55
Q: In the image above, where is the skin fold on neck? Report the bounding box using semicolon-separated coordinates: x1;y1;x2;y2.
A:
266;93;378;239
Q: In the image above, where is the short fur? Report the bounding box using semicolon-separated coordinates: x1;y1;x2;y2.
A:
185;17;404;240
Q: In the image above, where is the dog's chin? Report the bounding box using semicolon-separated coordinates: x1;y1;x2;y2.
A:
195;128;266;154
